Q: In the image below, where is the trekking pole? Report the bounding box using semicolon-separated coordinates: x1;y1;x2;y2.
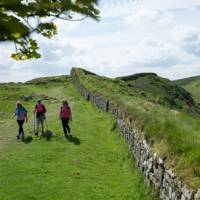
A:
34;113;36;134
44;117;48;131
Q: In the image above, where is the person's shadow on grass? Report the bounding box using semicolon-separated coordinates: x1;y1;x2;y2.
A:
41;130;54;141
67;135;81;145
22;136;33;144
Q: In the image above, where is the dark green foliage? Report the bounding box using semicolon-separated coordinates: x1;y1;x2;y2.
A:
37;22;57;38
0;0;99;60
11;38;41;60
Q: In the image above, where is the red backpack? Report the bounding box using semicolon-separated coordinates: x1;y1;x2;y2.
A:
36;104;46;113
60;106;71;119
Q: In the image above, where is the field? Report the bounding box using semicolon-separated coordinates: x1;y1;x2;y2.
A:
0;78;157;200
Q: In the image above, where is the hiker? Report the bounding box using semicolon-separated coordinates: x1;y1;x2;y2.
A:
60;100;72;138
34;100;46;136
12;101;28;140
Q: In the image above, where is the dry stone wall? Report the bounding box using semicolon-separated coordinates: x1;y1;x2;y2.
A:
71;69;200;200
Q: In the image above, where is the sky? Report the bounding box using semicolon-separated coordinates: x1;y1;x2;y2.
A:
1;0;200;82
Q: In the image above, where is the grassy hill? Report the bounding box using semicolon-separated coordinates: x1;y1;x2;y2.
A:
26;75;69;85
118;73;200;114
0;77;156;200
72;68;200;189
174;75;200;103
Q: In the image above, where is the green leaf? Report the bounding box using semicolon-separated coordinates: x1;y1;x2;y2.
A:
12;38;41;60
37;22;57;38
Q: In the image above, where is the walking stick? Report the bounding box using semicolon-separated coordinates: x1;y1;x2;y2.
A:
34;113;36;134
44;116;48;131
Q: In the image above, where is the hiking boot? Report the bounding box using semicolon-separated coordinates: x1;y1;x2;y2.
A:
40;131;44;137
68;134;72;139
16;135;20;140
35;132;38;136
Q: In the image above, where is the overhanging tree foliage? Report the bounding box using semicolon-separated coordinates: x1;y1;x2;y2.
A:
0;0;99;60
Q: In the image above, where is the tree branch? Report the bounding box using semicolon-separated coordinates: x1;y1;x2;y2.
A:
49;14;88;21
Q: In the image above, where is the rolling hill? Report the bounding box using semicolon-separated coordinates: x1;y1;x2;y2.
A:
118;72;200;114
174;75;200;103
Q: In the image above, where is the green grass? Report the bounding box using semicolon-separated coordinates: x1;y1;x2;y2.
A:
72;68;200;189
75;68;200;114
174;75;200;103
0;80;156;200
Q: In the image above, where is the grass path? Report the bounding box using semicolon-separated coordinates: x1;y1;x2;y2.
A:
0;82;156;200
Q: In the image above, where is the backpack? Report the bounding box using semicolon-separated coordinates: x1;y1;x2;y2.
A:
16;107;27;120
36;104;46;113
60;106;71;119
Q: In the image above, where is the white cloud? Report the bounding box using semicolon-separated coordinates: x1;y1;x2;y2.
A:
1;0;200;82
125;8;159;25
172;26;200;56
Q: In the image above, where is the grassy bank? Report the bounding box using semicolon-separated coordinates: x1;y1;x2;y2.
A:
0;78;156;200
72;68;200;189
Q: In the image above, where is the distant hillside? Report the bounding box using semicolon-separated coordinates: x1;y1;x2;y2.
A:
26;75;69;85
174;75;200;86
118;73;200;114
174;75;200;103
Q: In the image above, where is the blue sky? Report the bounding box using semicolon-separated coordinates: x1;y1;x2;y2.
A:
1;0;200;82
